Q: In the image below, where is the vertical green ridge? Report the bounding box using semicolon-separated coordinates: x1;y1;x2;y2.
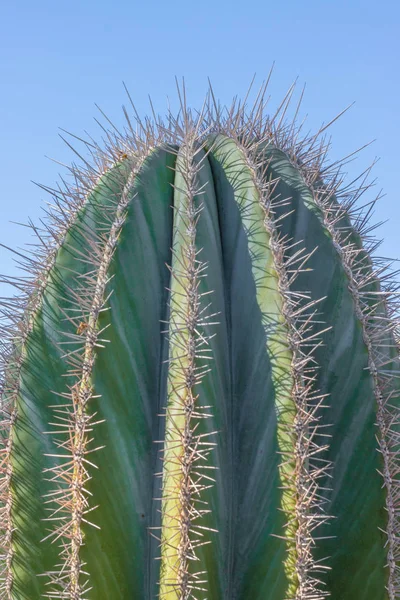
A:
259;144;392;599
159;140;228;598
80;146;176;599
9;161;131;599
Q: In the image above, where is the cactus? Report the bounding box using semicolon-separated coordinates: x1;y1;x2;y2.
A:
0;78;399;600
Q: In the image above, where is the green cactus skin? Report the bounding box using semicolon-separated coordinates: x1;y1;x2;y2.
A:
0;80;399;600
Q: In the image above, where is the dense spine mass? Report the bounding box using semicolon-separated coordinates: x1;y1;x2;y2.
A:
0;78;399;600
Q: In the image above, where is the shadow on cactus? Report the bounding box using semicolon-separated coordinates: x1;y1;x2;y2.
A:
0;75;399;600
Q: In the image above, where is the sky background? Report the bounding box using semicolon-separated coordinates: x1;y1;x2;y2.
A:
0;1;399;297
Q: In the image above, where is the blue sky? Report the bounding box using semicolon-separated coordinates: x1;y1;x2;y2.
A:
1;1;399;296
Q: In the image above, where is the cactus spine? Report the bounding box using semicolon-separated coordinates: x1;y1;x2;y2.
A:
0;78;399;600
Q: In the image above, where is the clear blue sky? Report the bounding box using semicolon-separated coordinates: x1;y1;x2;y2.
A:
1;1;399;296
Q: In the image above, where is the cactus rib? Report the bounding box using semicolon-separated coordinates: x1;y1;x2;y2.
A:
42;150;158;597
0;267;53;599
236;93;400;595
78;145;177;598
251;168;331;600
160;132;216;597
302;180;400;599
269;121;400;596
0;152;126;597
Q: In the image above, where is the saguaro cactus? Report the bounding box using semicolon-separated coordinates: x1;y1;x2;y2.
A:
0;79;399;600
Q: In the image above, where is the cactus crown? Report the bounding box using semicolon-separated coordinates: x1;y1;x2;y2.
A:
0;76;399;600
